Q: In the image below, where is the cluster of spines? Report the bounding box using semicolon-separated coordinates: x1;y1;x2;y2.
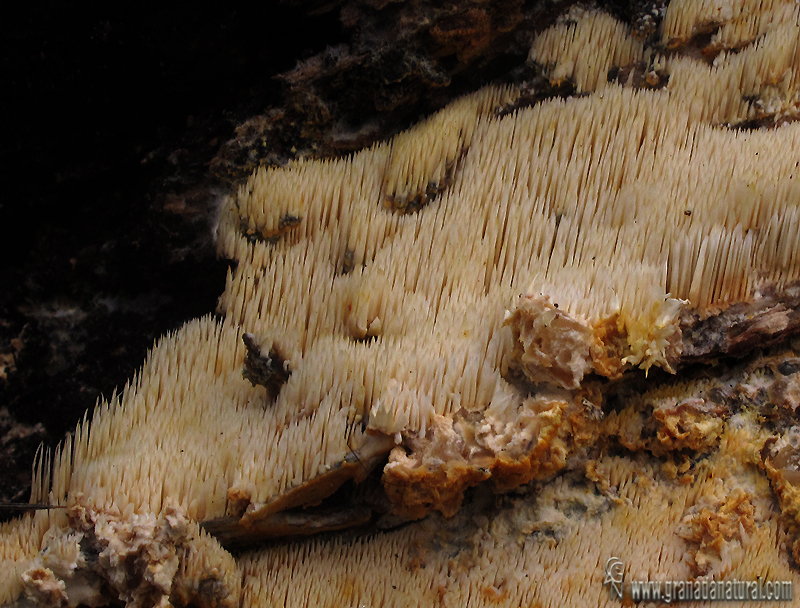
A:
661;0;796;48
41;14;800;521
238;424;798;607
529;8;645;92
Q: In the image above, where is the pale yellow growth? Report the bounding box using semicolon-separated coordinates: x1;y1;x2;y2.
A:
0;512;62;606
239;421;797;608
667;16;800;125
661;0;796;48
1;4;800;606
531;4;800;126
382;87;519;207
18;0;800;539
529;7;644;92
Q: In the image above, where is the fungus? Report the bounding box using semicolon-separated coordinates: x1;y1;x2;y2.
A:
3;2;800;606
238;417;799;606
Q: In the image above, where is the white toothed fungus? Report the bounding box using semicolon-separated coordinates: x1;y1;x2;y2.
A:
3;2;800;606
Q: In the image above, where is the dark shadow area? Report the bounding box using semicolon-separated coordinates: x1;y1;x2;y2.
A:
0;2;345;511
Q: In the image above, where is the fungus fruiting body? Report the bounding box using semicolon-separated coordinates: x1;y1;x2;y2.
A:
3;2;800;606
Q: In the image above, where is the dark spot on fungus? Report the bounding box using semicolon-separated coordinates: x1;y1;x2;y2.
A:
242;333;291;401
777;360;800;376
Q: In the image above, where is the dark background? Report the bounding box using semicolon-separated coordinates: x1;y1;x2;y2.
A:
0;3;345;505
